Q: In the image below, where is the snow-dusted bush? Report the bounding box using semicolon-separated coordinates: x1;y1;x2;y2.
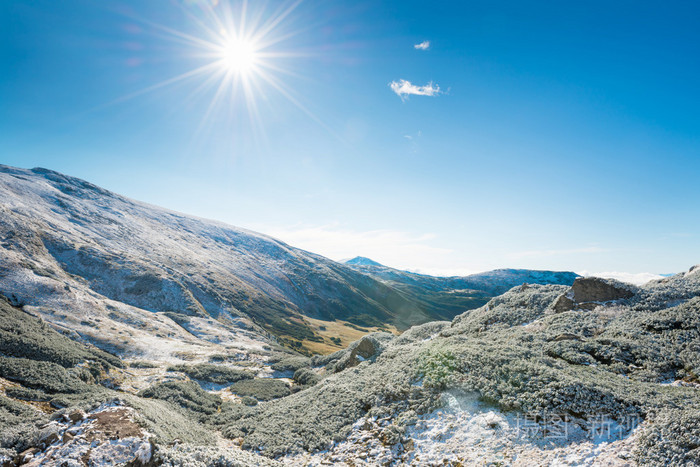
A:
292;367;319;386
167;363;254;384
269;356;310;373
635;408;700;465
155;443;281;466
0;395;45;454
138;381;222;419
229;379;291;401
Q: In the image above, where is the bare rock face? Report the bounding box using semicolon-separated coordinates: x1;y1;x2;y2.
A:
334;333;393;372
552;294;576;313
553;277;637;312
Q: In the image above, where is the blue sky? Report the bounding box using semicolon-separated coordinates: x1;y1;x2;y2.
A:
1;0;698;278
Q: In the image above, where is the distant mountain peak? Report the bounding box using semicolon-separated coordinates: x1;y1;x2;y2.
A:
342;256;384;267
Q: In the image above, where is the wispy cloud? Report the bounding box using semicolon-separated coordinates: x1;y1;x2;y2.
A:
508;246;607;259
403;130;422;153
414;40;430;50
389;79;441;100
255;223;454;271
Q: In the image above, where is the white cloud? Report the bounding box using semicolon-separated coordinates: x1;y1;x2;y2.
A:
578;271;665;286
389;79;441;100
508;246;607;259
414;40;430;50
256;223;454;271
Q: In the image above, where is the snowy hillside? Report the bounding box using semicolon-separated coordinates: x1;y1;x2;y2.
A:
0;166;425;356
0;166;578;357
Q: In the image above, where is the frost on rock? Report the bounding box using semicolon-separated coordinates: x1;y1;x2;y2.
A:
404;391;641;466
22;402;153;467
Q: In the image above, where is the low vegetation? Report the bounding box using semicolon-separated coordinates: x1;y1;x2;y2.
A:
167;363;255;385
0;298;120;370
292;367;320;387
138;381;222;421
216;269;700;464
229;379;291;401
269;356;310;373
1;268;699;464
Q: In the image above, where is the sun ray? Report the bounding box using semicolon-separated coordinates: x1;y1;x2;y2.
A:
94;61;221;113
193;72;233;142
255;69;344;142
97;0;340;153
252;0;303;44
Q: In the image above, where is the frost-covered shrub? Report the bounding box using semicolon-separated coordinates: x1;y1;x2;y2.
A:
240;396;258;406
0;356;85;394
635;409;700;465
220;341;431;457
219;273;700;460
4;386;52;402
138;381;222;418
415;347;459;389
0;395;46;453
0;297;120;369
292;367;319;386
229;379;291;401
129;360;159;369
155;443;282;466
632;266;700;312
446;284;566;335
167;363;254;384
269;357;310;373
393;321;449;345
123;395;218;445
212;402;256;428
310;350;344;368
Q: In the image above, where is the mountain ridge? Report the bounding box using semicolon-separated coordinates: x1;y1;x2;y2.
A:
343;255;581;295
0;164;576;356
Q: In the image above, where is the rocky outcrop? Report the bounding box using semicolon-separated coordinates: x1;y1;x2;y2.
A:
553;277;637;312
333;333;394;372
14;403;154;467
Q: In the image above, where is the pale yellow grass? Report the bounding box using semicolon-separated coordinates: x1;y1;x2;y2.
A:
301;317;399;355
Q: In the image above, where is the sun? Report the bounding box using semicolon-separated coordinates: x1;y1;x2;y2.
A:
123;0;324;144
219;36;259;76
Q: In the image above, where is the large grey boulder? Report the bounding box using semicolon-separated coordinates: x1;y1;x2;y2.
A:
552;277;637;312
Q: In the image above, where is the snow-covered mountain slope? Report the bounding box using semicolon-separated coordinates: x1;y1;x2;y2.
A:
0;165;529;357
